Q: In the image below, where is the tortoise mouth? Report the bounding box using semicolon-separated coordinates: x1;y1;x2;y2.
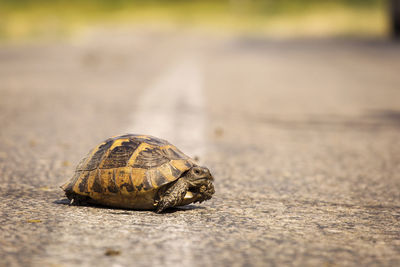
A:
184;185;213;200
184;185;209;199
184;187;205;199
184;191;195;200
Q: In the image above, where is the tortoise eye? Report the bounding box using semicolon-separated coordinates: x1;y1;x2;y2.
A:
193;169;201;175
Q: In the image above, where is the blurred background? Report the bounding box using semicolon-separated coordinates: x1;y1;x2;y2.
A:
0;0;399;41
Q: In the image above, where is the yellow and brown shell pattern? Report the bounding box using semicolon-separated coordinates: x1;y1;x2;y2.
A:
61;134;196;209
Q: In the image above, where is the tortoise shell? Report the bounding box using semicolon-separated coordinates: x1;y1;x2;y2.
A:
61;134;196;209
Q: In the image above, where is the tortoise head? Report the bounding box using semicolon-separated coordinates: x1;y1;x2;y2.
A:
185;166;214;187
183;166;215;201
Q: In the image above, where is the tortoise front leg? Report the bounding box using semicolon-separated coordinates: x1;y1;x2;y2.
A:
156;179;189;213
194;180;215;203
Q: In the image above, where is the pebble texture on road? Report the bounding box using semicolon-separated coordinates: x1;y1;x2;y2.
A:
0;30;400;266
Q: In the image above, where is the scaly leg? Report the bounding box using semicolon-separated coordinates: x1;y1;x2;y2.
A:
194;181;215;203
156;179;189;213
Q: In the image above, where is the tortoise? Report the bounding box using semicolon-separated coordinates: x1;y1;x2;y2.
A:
61;134;215;213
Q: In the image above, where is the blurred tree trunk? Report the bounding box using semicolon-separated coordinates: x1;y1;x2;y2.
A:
390;0;400;38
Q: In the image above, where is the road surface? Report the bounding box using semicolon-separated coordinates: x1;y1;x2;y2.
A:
1;29;400;266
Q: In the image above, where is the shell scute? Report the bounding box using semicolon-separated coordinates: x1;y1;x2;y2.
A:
169;159;194;173
115;167;134;194
91;169;103;193
160;145;187;160
78;138;114;171
130;167;147;191
158;162;183;182
132;146;170;169
101;139;140;169
140;135;170;146
72;171;90;194
98;169;119;194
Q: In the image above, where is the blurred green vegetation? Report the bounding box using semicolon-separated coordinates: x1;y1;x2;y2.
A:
0;0;387;41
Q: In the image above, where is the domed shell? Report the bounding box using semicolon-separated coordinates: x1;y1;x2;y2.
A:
61;134;195;201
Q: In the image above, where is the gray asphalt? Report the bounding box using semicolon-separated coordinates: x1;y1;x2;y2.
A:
1;29;400;267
